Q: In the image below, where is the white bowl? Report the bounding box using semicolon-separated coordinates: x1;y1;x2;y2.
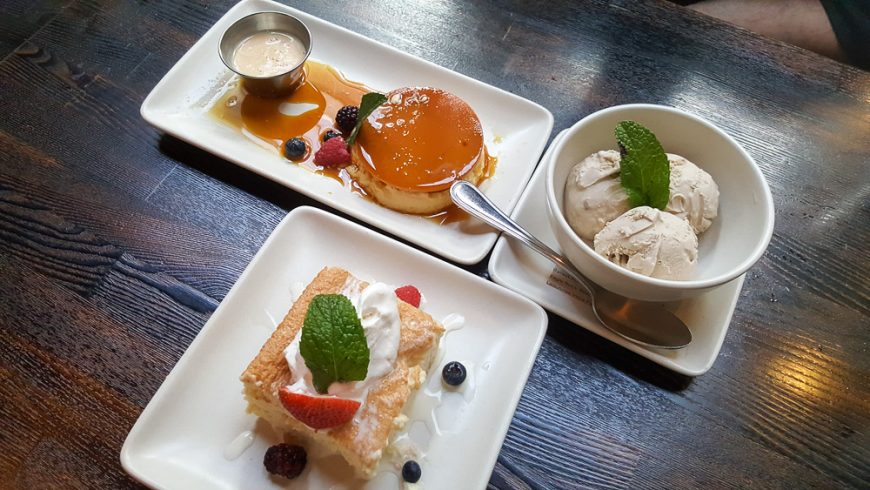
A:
545;104;774;302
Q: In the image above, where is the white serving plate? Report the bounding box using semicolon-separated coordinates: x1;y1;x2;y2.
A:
141;0;553;265
121;206;548;489
489;131;744;376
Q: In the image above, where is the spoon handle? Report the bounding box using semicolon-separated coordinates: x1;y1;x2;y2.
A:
450;181;595;298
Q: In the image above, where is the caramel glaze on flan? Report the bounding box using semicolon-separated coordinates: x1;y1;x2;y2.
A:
348;87;487;214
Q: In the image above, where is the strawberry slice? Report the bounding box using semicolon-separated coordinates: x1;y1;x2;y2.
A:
395;285;421;308
278;387;361;430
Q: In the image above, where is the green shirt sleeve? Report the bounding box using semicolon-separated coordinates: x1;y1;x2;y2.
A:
820;0;870;70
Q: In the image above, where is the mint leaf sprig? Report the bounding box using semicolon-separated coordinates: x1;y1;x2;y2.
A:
615;121;670;210
299;294;370;394
346;92;388;146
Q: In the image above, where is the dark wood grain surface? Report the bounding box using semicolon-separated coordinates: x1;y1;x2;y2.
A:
1;0;868;488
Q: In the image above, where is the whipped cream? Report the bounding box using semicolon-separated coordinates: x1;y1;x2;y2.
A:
283;278;402;402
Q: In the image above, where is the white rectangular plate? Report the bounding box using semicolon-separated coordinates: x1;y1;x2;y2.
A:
488;131;744;376
141;0;553;265
121;206;548;489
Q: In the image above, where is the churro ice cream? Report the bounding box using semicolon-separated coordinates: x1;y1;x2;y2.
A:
664;154;719;234
564;152;719;239
563;150;631;240
593;206;698;280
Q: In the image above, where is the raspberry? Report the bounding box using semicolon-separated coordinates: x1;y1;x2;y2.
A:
395;285;421;308
263;444;306;479
335;105;359;133
313;136;351;167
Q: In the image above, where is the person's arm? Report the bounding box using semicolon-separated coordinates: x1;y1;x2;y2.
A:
688;0;845;62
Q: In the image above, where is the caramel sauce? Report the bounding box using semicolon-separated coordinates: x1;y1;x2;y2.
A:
209;60;369;183
208;61;498;223
424;152;498;225
425;204;468;225
356;87;484;192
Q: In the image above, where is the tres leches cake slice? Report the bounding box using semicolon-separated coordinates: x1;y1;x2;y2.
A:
241;267;444;479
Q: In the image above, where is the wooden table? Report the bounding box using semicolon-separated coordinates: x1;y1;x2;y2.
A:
1;1;867;488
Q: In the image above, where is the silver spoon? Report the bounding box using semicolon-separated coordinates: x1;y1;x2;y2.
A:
450;180;692;349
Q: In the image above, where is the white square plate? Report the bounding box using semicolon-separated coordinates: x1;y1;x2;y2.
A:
121;206;548;489
141;0;553;265
488;131;744;376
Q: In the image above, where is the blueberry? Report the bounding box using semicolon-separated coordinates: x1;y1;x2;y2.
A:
322;130;340;142
441;361;466;386
284;138;307;159
402;460;421;483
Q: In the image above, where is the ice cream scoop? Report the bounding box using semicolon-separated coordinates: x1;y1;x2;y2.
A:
594;206;698;280
563;150;631;240
451;180;692;349
665;154;719;234
564;152;719;239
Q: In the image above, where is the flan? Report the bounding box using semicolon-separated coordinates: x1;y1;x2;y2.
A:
240;267;444;479
348;87;486;214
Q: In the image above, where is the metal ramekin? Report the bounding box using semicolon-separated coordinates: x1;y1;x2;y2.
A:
219;11;312;97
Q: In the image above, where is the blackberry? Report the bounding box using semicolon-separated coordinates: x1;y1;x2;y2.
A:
263;444;307;479
402;460;422;483
335;105;359;133
284;138;307;160
442;361;467;386
322;130;340;142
